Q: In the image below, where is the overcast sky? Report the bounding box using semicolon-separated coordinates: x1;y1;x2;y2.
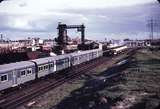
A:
0;0;160;40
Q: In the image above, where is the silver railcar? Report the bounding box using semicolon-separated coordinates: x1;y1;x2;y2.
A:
31;54;71;78
0;49;103;91
0;61;35;91
71;49;102;66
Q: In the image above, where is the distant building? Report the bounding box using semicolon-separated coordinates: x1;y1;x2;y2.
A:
42;39;55;51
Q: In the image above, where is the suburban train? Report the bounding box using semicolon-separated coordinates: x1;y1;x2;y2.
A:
103;45;128;56
0;49;103;91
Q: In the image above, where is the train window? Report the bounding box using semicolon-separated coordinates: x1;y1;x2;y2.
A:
38;66;42;71
50;63;54;68
1;74;8;82
56;59;64;65
43;66;46;70
43;66;45;70
41;66;43;71
38;66;43;72
64;59;68;63
21;70;26;76
43;65;48;70
38;67;41;71
27;68;32;75
46;65;48;69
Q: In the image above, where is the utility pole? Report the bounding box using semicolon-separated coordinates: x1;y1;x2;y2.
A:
147;19;160;41
147;19;154;41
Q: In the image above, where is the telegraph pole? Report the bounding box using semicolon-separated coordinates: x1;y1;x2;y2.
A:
147;19;154;41
147;19;160;41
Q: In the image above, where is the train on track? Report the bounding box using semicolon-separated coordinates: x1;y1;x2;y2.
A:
0;45;128;92
103;45;128;56
0;49;103;91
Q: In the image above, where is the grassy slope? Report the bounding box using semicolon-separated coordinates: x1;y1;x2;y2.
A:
107;49;160;109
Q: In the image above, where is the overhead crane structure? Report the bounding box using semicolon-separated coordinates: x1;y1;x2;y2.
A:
57;23;85;48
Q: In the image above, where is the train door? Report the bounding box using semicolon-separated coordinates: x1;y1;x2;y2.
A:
12;70;17;87
54;60;56;72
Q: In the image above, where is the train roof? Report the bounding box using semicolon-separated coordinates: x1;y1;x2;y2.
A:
70;49;100;56
31;49;101;64
113;46;127;52
31;54;71;64
0;61;35;73
31;57;51;65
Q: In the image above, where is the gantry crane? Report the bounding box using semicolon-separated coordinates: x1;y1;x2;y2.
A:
56;23;85;48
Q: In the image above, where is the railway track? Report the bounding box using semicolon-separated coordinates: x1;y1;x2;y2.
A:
0;48;136;109
0;56;109;109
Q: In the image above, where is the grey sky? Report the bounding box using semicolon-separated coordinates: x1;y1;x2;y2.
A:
0;0;159;40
